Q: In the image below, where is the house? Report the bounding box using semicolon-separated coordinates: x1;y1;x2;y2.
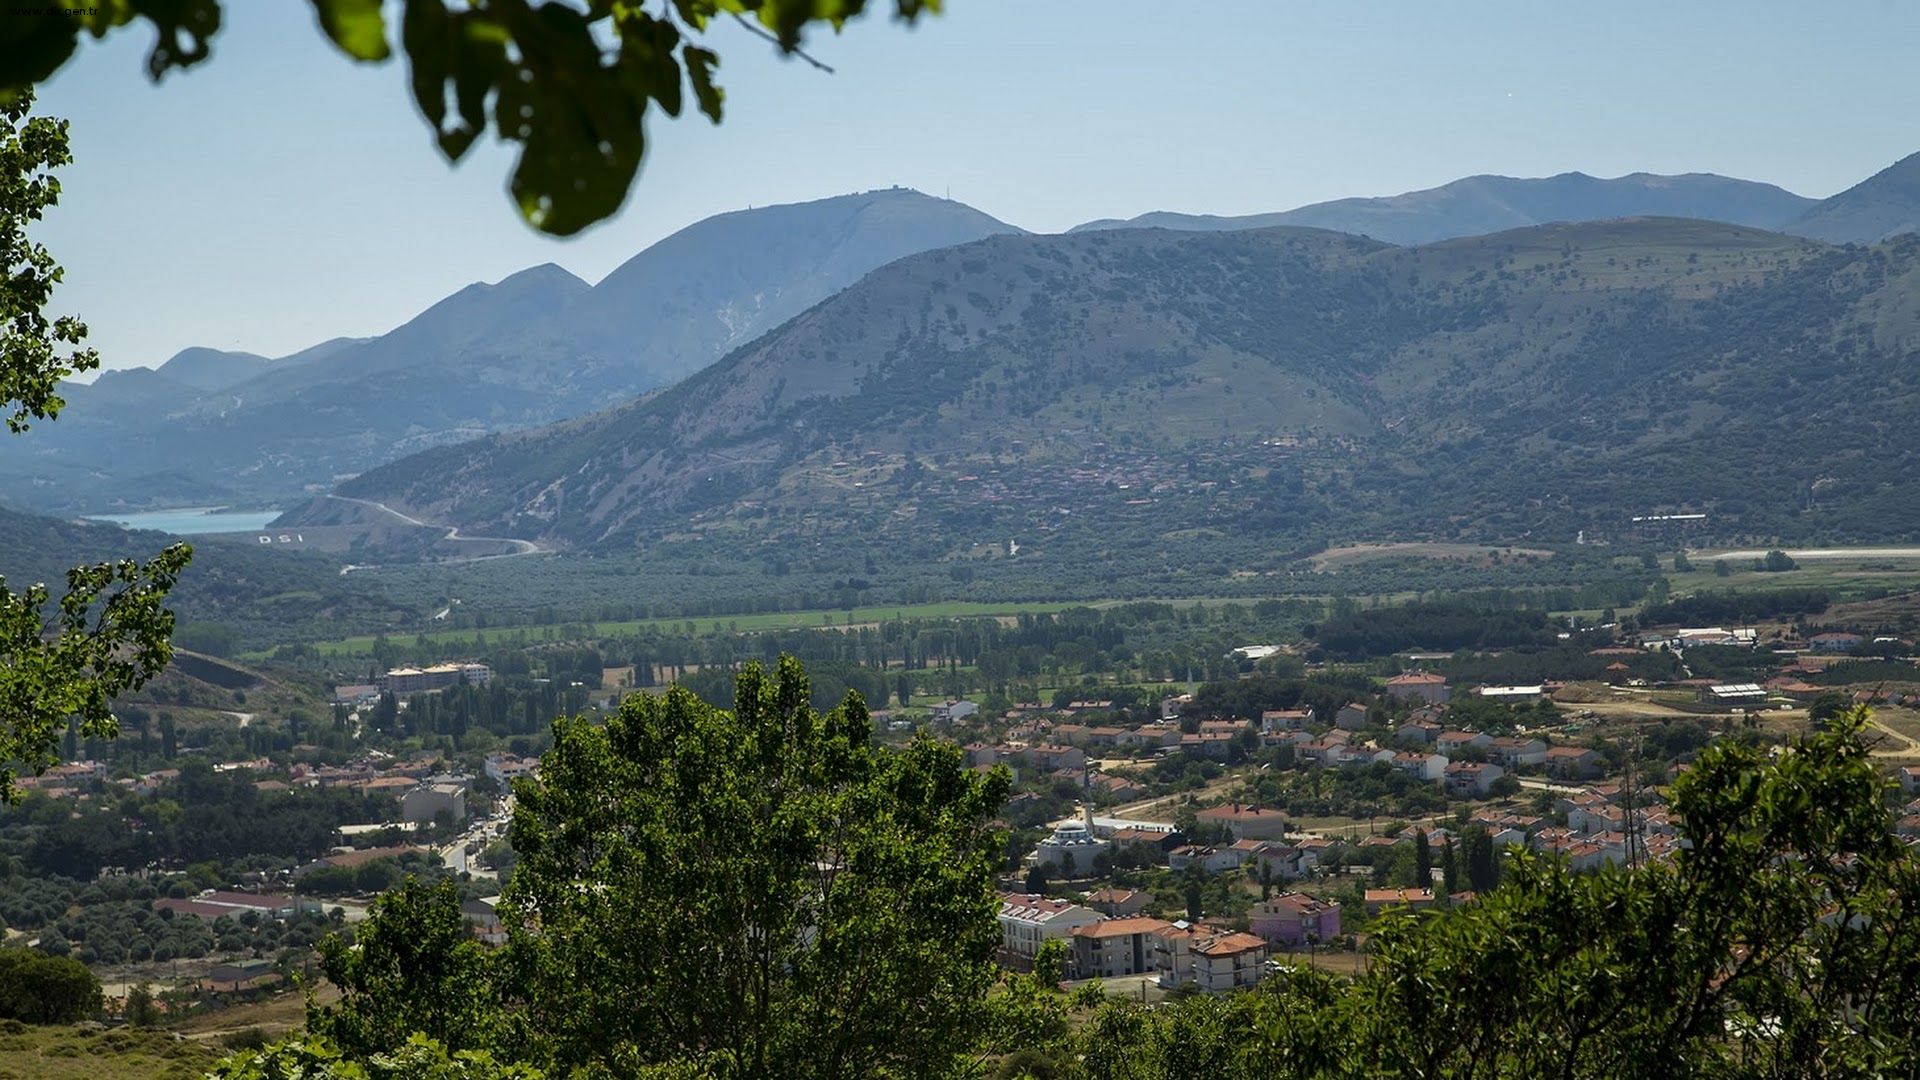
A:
1179;732;1237;760
928;699;980;726
401;782;467;825
1189;932;1271;993
1084;888;1151;917
483;753;538;785
1544;746;1604;780
462;896;505;945
998;894;1106;963
1435;731;1490;757
1071;917;1175;979
1260;708;1314;733
1484;737;1548;768
1251;843;1317;881
1809;632;1865;653
1444;761;1506;797
1364;887;1437;913
1168;844;1242;874
1898;766;1920;795
1385;672;1451;705
1107;826;1184;863
1024;746;1088;774
1390;751;1450;783
1397;719;1443;746
1195;803;1290;841
1334;702;1372;731
208;958;275;990
1089;772;1146;802
1250;892;1341;946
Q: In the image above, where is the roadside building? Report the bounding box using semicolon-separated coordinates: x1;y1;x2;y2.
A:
401;782;468;825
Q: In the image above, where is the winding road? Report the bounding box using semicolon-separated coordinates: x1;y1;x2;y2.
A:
325;494;547;573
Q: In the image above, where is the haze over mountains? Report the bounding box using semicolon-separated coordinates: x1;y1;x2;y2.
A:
7;155;1919;530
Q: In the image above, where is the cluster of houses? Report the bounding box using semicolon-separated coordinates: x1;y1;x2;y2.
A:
997;890;1289;992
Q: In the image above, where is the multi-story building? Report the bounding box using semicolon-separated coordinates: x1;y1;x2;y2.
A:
997;893;1105;963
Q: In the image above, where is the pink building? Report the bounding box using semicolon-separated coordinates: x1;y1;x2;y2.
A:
1249;892;1341;946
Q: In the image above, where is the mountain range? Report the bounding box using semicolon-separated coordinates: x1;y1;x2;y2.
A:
6;155;1919;526
324;217;1920;559
0;189;1019;512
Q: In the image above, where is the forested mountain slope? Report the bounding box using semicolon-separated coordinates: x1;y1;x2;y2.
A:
332;219;1920;555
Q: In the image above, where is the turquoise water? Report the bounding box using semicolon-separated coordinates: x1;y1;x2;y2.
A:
84;507;282;535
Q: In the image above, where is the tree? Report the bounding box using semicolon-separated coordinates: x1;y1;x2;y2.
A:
1441;836;1459;896
1412;829;1432;889
124;981;158;1027
1714;559;1733;577
6;1;942;235
0;91;189;799
1463;825;1499;893
1759;549;1798;573
498;657;1009;1076
0;946;100;1022
308;878;504;1059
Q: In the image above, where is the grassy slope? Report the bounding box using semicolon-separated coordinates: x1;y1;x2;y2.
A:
0;1024;219;1080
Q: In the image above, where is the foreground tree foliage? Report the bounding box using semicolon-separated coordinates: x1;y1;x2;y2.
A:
225;688;1920;1079
3;1;940;234
275;657;1011;1077
0;91;188;798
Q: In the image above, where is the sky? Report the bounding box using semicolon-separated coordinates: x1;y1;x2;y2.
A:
34;0;1920;372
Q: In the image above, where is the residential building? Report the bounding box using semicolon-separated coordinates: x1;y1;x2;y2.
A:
401;782;468;825
1259;708;1314;733
1390;751;1450;783
998;894;1105;962
1168;844;1241;874
1195;802;1290;841
1809;632;1865;653
1249;892;1341;946
1485;737;1548;768
1445;761;1506;797
1072;917;1175;978
1190;932;1270;992
1334;702;1372;731
1436;730;1491;756
1385;672;1450;704
1085;888;1151;917
1544;746;1604;779
1397;719;1443;746
928;699;980;726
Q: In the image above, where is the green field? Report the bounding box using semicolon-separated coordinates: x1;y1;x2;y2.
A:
1672;549;1920;597
269;599;1116;659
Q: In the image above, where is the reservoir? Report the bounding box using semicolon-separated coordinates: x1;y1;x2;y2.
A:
84;507;282;535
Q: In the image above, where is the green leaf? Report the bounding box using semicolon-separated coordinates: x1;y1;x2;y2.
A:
311;0;392;62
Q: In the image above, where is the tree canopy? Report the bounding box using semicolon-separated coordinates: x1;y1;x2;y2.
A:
0;91;188;798
2;1;939;234
291;657;1012;1077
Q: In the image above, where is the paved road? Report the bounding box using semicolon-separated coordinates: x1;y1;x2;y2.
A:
325;494;547;573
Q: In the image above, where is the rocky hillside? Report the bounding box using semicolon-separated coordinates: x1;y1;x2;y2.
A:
329;219;1920;554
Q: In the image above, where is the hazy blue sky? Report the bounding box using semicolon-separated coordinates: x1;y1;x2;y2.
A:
36;0;1920;371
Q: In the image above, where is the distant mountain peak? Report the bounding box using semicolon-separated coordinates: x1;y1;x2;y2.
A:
1785;150;1920;244
1072;170;1817;245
